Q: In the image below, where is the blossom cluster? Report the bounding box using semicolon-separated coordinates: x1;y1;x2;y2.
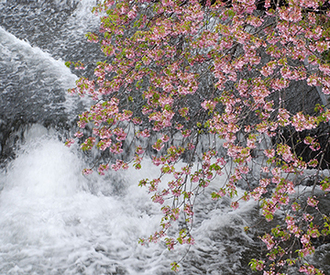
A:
68;0;330;273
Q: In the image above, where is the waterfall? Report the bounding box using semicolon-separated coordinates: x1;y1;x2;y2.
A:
1;1;329;274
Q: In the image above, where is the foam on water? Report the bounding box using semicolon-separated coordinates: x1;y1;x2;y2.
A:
0;125;263;274
0;126;170;274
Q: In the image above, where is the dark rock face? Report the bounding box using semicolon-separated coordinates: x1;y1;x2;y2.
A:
271;80;330;169
273;123;330;169
283;80;323;115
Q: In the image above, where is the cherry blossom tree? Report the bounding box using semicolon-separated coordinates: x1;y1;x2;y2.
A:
67;0;330;273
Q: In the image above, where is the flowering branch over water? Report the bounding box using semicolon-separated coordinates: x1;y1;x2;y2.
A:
67;0;330;273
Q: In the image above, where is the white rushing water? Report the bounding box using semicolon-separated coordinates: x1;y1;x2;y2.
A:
0;25;77;88
0;25;79;116
0;125;167;274
0;126;262;275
